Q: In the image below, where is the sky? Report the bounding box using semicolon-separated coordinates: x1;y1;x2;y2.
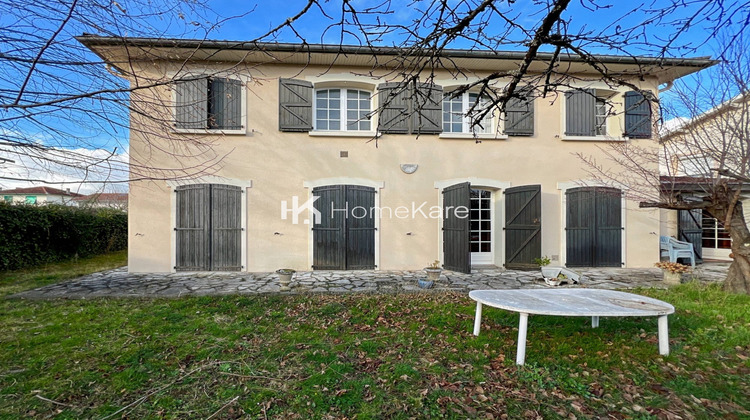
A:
0;0;745;193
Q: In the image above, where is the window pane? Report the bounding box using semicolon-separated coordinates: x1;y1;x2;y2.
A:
471;243;480;252
481;242;491;252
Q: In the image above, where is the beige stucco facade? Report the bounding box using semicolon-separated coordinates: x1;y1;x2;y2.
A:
121;60;671;273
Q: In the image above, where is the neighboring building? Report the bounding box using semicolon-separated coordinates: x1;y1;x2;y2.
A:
72;193;128;211
79;36;715;273
659;93;750;261
0;186;84;205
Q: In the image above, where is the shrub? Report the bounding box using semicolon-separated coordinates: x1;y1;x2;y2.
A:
0;203;127;270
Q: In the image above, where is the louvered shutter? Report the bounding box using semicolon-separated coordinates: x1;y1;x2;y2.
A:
175;184;211;271
442;182;471;274
210;184;242;271
412;83;443;134
504;93;534;136
377;83;410;134
279;78;313;132
175;78;208;129
209;78;243;130
565;89;596;136
624;90;652;138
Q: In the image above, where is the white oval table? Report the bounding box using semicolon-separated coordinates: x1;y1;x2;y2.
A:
469;289;675;365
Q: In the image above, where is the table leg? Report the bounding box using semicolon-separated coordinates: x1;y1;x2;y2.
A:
516;313;529;366
591;316;599;328
658;315;669;356
473;302;482;336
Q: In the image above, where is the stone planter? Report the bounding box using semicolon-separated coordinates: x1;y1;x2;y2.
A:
276;269;295;291
663;271;681;285
540;267;581;284
424;267;442;282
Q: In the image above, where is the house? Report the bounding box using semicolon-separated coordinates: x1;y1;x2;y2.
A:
78;36;715;273
0;186;83;205
72;193;129;211
659;93;750;261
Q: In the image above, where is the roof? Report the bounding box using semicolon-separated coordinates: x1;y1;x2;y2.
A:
72;193;128;202
76;35;718;84
0;186;84;197
661;92;750;139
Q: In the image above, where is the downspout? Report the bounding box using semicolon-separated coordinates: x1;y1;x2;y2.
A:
659;81;674;93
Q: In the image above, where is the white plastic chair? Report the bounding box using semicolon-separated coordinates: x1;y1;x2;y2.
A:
659;236;696;267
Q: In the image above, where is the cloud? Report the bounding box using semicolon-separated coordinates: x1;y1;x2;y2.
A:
0;145;129;194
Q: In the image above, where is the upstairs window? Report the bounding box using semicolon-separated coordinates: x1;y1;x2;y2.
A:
442;92;493;134
175;77;243;131
565;88;614;137
314;88;372;131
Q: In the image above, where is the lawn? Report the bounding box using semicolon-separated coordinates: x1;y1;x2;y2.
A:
1;256;749;419
0;249;127;297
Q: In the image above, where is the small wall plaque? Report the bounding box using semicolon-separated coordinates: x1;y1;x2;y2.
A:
400;164;418;174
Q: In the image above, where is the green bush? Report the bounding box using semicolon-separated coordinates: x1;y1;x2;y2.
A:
0;203;127;270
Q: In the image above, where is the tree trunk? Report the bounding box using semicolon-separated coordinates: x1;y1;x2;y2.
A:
713;201;750;294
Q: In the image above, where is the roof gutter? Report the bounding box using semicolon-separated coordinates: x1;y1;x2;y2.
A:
75;35;719;69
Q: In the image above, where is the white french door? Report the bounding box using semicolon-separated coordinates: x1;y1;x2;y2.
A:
470;189;494;265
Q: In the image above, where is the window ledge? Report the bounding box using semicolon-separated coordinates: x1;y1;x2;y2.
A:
439;133;508;140
309;130;378;138
173;128;247;135
561;135;626;142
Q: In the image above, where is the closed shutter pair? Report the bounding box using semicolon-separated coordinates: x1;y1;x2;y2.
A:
175;78;243;130
279;78;536;136
565;89;652;138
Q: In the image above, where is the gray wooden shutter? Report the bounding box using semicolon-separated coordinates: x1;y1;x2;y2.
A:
565;187;594;267
175;184;210;271
209;78;243;130
412;83;443;134
504;93;534;136
594;188;623;267
345;185;376;269
624;90;652;138
175;78;208;129
504;185;542;269
565;89;595;136
210;184;242;271
566;187;622;267
443;182;471;273
312;185;346;269
377;83;410;134
279;78;313;132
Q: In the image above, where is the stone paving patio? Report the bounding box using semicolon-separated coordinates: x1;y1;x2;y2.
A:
10;263;730;300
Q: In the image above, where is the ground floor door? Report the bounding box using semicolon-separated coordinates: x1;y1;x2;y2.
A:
504;185;541;269
175;184;242;271
312;185;376;270
566;187;622;267
678;209;704;263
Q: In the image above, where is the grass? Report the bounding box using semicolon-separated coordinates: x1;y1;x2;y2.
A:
0;250;127;297
1;275;749;419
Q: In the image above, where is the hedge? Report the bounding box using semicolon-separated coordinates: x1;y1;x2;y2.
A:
0;203;127;271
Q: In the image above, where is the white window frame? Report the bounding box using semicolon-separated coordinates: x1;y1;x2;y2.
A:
470;188;495;265
312;87;374;133
171;74;248;135
441;92;498;137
